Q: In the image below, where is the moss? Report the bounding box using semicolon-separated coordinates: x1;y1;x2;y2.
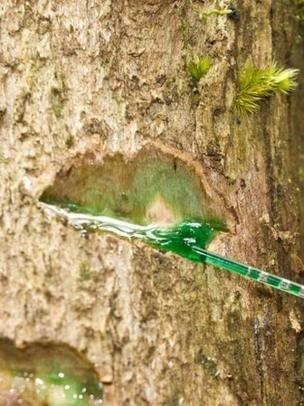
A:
187;56;212;82
234;62;299;114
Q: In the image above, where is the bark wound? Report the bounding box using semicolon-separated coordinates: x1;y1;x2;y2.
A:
0;339;103;405
40;145;230;228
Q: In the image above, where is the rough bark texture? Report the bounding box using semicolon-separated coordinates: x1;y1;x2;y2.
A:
0;0;304;404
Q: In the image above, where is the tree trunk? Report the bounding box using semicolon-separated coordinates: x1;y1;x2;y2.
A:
0;0;304;405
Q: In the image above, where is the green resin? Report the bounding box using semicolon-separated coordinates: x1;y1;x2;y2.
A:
40;148;304;299
41;203;304;299
0;340;103;405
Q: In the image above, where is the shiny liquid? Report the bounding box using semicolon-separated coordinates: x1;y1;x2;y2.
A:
41;203;304;299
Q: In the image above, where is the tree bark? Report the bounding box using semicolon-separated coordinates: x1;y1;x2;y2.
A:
0;0;304;404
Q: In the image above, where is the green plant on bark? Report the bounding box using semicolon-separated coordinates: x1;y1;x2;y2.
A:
187;56;213;82
234;62;299;114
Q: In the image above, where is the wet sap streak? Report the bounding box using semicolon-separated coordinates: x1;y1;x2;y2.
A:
41;203;304;299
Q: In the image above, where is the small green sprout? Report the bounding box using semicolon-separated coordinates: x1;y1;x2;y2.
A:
187;56;213;82
234;62;299;114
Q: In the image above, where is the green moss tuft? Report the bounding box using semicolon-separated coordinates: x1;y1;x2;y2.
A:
187;56;212;82
234;62;299;114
